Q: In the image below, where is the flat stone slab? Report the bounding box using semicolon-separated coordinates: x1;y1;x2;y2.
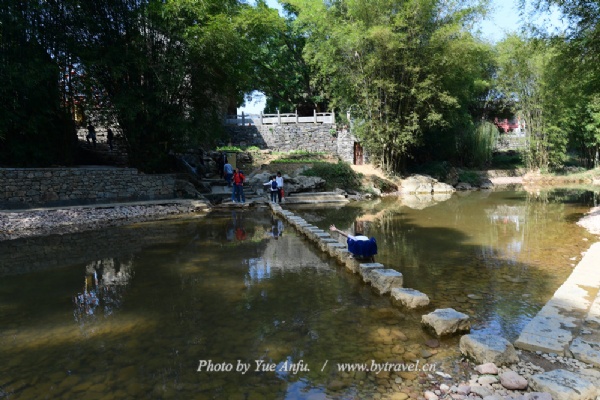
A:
315;232;331;239
358;263;385;280
327;243;346;257
569;337;600;368
367;269;403;295
422;308;471;337
391;288;430;309
515;244;600;355
529;369;597;400
459;334;519;365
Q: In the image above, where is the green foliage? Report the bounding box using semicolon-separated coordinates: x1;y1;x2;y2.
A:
0;2;76;166
216;146;244;153
286;0;493;173
408;161;451;182
303;161;362;191
457;121;499;168
491;152;524;169
495;35;568;170
457;171;481;186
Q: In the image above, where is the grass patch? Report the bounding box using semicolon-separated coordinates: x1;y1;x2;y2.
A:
303;160;362;191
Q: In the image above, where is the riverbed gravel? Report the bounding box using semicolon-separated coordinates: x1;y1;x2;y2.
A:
0;200;210;241
577;206;600;235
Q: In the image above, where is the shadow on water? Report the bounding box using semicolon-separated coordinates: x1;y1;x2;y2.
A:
0;186;597;399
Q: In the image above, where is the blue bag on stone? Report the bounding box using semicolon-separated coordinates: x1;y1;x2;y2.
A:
347;237;377;258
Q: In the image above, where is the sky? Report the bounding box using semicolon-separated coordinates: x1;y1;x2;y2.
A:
238;0;564;115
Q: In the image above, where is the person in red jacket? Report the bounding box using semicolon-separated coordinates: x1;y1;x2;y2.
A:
231;168;246;203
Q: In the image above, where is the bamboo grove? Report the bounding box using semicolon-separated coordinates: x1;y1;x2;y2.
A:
1;0;599;173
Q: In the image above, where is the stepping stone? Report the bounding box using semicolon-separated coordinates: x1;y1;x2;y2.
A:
319;238;339;252
422;308;470;337
358;263;385;280
391;288;430;309
459;334;519;365
326;242;346;257
367;269;403;295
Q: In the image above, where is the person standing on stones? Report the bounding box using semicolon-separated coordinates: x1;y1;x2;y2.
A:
86;123;97;148
106;127;114;150
276;171;284;203
231;168;246;203
224;160;233;187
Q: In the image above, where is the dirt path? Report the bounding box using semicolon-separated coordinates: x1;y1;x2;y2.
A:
489;176;524;185
351;164;389;180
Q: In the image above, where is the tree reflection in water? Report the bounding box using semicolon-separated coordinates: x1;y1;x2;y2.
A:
73;257;134;324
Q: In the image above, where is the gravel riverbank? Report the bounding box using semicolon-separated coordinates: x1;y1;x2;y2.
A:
0;199;210;242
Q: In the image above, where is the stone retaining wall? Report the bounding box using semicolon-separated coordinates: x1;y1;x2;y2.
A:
226;125;338;153
0;168;176;209
226;125;369;164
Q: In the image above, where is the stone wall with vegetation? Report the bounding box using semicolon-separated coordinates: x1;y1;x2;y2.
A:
0;168;176;209
226;124;338;153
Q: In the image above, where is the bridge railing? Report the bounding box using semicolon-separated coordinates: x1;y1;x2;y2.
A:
225;110;335;126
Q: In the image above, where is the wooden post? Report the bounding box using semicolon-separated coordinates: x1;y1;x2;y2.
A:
295;109;298;124
242;111;245;126
314;109;317;124
260;112;264;125
278;109;281;125
331;109;335;125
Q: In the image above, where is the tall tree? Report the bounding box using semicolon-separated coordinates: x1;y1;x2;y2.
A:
283;0;492;172
0;0;76;166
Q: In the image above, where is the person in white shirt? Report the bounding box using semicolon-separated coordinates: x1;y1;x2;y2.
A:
275;171;284;203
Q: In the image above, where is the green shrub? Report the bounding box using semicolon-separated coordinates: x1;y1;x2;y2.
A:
458;170;481;185
216;145;243;152
491;151;524;169
459;121;498;168
303;160;362;191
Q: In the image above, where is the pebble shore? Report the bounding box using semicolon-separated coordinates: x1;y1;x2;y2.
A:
0;200;210;242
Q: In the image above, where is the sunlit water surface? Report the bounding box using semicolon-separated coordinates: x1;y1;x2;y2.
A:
0;187;597;399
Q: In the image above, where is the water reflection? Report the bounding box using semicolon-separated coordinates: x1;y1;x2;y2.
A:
289;188;598;340
73;257;133;324
1;191;598;399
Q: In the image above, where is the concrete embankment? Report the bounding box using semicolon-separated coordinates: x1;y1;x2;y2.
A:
515;243;600;361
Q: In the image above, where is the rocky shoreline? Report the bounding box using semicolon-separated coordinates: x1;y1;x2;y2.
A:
0;199;210;242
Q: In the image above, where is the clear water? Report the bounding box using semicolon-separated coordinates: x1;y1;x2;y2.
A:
0;188;597;399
